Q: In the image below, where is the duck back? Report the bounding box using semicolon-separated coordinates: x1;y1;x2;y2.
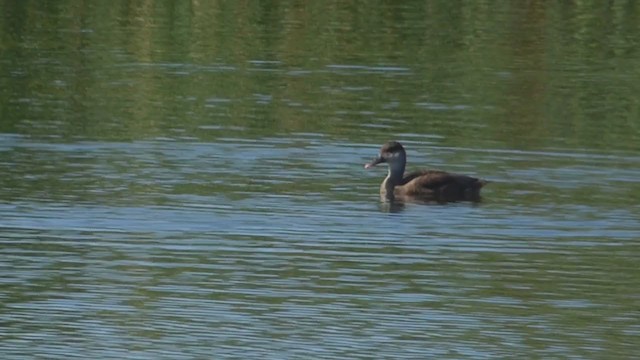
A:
398;170;486;202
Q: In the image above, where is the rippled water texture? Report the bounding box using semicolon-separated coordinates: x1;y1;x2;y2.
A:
1;2;640;359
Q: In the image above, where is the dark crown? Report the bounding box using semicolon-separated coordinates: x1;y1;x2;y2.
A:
381;141;405;154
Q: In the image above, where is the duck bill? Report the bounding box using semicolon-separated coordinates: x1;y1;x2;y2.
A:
364;155;384;169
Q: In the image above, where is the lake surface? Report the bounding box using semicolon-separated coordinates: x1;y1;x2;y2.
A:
1;2;639;359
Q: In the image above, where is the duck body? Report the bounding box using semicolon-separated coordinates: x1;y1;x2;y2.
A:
381;169;486;202
365;141;486;202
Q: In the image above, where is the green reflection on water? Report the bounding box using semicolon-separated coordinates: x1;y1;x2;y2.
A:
0;1;638;152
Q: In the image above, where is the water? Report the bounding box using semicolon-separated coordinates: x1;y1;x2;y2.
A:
1;2;640;359
2;136;638;358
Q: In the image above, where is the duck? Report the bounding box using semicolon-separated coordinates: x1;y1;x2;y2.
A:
364;141;487;202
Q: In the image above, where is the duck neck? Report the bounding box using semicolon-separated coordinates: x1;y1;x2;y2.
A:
388;156;406;183
382;158;405;200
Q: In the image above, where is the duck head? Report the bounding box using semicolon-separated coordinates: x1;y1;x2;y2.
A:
364;141;406;170
364;141;408;188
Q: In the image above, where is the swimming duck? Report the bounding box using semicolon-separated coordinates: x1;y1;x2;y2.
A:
364;141;487;202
